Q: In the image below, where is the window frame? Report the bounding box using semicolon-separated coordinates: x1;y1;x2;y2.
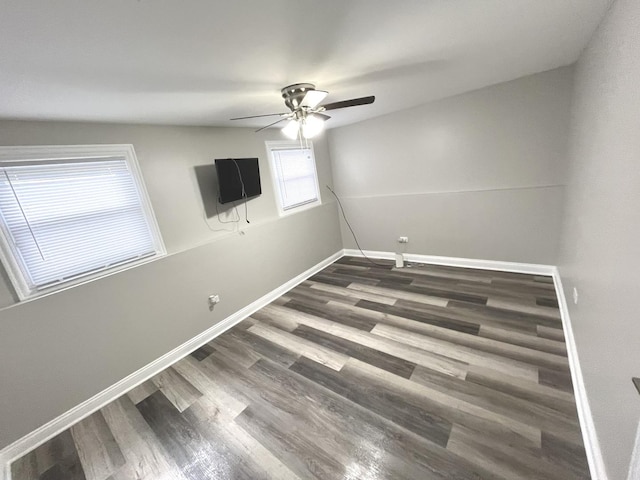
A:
265;140;322;216
0;144;166;301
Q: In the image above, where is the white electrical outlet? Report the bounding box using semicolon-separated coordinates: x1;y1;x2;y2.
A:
573;287;578;305
398;236;409;244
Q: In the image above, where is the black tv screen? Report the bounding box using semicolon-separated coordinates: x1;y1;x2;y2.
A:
215;158;262;204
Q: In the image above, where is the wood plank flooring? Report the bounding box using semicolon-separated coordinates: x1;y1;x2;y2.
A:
10;257;590;479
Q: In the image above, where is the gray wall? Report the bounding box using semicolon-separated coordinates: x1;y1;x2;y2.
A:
327;67;573;264
0;121;337;307
558;0;640;478
0;121;342;449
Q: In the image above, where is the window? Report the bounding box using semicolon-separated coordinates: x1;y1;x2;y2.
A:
266;141;321;214
0;145;165;300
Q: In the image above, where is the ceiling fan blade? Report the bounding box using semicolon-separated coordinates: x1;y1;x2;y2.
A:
230;112;287;120
321;96;375;111
314;113;331;121
301;90;328;109
255;117;287;133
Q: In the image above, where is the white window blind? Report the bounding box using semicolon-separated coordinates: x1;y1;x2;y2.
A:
270;146;320;212
0;147;164;298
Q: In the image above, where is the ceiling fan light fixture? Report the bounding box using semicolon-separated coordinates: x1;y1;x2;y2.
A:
281;119;300;139
302;114;325;139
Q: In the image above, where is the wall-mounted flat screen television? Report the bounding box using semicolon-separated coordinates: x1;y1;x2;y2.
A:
214;158;262;204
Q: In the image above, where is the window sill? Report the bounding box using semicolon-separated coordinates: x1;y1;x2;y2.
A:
279;199;322;217
4;251;166;307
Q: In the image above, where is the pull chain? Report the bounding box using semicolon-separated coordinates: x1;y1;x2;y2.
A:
2;169;45;260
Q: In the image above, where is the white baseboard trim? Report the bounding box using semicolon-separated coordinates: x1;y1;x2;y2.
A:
552;269;608;480
343;249;606;479
343;249;556;275
343;249;396;261
0;250;344;480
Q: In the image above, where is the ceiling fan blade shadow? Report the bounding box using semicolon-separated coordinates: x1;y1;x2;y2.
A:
326;58;450;91
255;117;288;133
321;96;375;111
231;112;287;120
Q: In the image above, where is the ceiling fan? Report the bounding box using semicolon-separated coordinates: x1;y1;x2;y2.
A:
230;83;375;139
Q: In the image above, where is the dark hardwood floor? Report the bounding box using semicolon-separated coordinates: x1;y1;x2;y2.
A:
10;256;590;479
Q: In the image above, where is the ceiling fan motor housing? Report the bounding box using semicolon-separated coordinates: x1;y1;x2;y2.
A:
281;83;316;111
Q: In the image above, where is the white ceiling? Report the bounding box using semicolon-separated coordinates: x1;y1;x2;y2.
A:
0;0;612;129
